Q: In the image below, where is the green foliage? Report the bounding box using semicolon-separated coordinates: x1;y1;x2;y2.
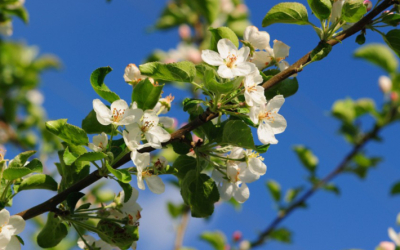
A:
46;119;89;146
310;42;332;61
139;61;196;83
90;67;120;103
167;202;188;218
204;69;243;94
131;78;164;110
18;174;58;192
293;145;318;173
181;170;220;218
391;181;400;195
307;0;332;21
345;153;381;179
3;151;43;180
173;155;197;180
222;120;255;149
105;162;132;183
323;183;340;195
199;231;226;250
381;13;400;27
37;212;68;248
66;192;85;213
269;228;292;243
264;72;299;100
384;29;400;58
331;98;376;124
193;0;220;24
355;33;366;45
118;181;133;203
285;187;303;203
82;109;114;135
266;180;281;202
209;27;239;51
354;44;398;74
341;0;366;23
97;219;139;249
262;2;310;27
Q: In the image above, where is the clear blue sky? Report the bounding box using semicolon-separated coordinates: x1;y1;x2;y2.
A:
6;0;400;249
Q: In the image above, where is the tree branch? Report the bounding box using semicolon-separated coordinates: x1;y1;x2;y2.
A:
15;0;394;220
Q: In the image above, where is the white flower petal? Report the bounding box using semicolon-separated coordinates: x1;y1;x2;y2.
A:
5;215;25;235
217;39;237;59
131;151;150;169
0;231;11;249
120;109;144;125
0;209;10;226
244;26;271;50
4;236;20;250
211;169;225;183
252;51;273;70
229;147;245;159
158;117;174;128
389;228;400;246
231;62;256;77
238;164;260;183
137;174;146;190
233;183;250;203
201;50;224;66
93;99;112;124
249;105;261;125
236;46;250;63
273;40;290;62
266;95;285;113
96;113;112;126
269;113;287;134
110;99;129;113
217;64;234;79
248;158;267;176
145;176;165;194
77;235;96;249
258;122;278;145
218;181;234;201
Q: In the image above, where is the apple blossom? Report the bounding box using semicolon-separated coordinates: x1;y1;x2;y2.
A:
330;0;345;23
77;235;113;250
229;147;267;176
93;99;143;126
167;43;202;64
126;111;171;149
201;38;256;78
388;227;400;246
252;40;290;70
379;76;392;93
154;156;168;170
123;128;141;152
154;94;175;114
239;240;251;250
123;64;152;85
0;209;26;250
88;132;108;152
243;26;270;50
278;60;297;77
250;95;287;145
26;90;44;105
243;70;267;107
131;151;165;194
109;189;142;226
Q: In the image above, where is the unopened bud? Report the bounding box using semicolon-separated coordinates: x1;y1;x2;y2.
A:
391;92;398;102
363;0;372;11
239;240;251;250
178;24;191;40
378;76;392;93
233;231;242;242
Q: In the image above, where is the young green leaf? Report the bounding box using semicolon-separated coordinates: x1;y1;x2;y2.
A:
262;2;310;27
8;151;35;169
97;220;139;248
131;78;163;110
46;119;89;146
37;212;68;248
209;27;239;51
384;29;400;58
293;145;318;173
307;0;332;20
18;174;58;192
391;181;400;195
173;155;197;180
222;120;255;149
118;181;133;203
74;152;108;164
66;192;85;213
264;78;299;100
90;66;120;103
354;43;398;74
204;69;243;94
269;228;292;243
105;162;132;183
310;42;332;62
139;61;196;83
341;0;366;23
200;231;227;250
193;0;220;24
266;180;281;202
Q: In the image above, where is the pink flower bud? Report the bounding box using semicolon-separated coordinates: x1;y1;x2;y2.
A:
378;241;395;250
391;92;398;102
224;244;231;250
178;24;191;40
363;0;372;11
379;76;392;93
187;50;202;64
233;231;242;242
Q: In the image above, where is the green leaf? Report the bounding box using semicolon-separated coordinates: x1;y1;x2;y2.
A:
75;152;108;163
193;0;220;24
331;98;356;123
173;155;197;180
3;7;29;23
18;174;58;192
66;192;85;213
139;61;196;83
131;78;164;110
355;33;366;45
204;69;243;94
262;2;310;27
323;183;340;195
307;0;332;20
391;181;400;195
37;212;68;248
181;170;220;218
209;27;239;51
341;0;366;23
266;180;281;202
117;181;133;203
167;202;187;218
24;159;43;173
269;228;292;243
8;151;35;168
293;145;318;172
63;147;78;166
382;13;400;27
310;42;332;62
285;187;303;203
46;119;89;146
90;67;120;103
222;120;255;149
105;162;132;183
82;109;114;135
97;220;139;248
354;43;398;73
384;29;400;58
2;167;31;180
199;231;226;250
255;144;270;154
264;77;299;100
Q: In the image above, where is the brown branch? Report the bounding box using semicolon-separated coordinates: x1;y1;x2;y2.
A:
15;0;394;221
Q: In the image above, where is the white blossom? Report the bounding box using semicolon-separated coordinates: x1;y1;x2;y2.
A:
379;76;392;93
109;189;142;226
243;26;270;50
201;39;256;78
0;209;26;250
252;40;290;70
131;151;165;194
26;90;44;105
389;227;400;246
154;94;174;114
154;156;168;170
93;99;143;126
243;70;266;107
250;95;287;145
88;132;108;152
330;0;345;23
123;64;152;85
77;235;113;250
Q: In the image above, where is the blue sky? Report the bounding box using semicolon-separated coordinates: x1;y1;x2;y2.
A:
6;0;400;249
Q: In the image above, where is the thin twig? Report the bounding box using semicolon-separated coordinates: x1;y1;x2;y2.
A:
174;207;191;250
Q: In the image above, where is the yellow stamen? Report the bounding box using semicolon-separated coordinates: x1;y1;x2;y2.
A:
248;151;264;161
112;108;126;123
225;53;238;68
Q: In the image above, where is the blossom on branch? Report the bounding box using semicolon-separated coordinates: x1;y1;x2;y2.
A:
252;40;290;70
88;132;108;152
244;70;266;107
131;151;165;194
0;209;25;250
93;99;143;127
109;189;142;226
77;235;113;250
243;26;270;50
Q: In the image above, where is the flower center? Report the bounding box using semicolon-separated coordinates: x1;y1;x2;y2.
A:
142;170;153;178
248;151;264;161
98;142;104;149
246;84;257;93
140;121;155;132
112;108;125;123
225;53;237;68
258;110;276;122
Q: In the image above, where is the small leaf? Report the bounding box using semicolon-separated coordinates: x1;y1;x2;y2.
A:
37;213;68;248
310;42;332;62
167;202;187;218
193;0;220;24
323;183;340;195
384;29;400;58
293;145;318;173
90;67;120;103
209;27;239;51
63;147;78;166
66;192;85;213
75;152;108;163
117;181;133;203
200;231;226;250
262;2;310;27
173;155;197;180
105;162;132;183
3;168;32;180
307;0;332;20
255;144;270;154
8;151;35;168
354;43;398;73
341;0;366;23
355;33;366;45
285;187;303;203
97;220;139;248
265;77;299;100
204;69;243;94
46;119;89;146
222;120;255;149
132;78;164;110
381;13;400;27
266;180;281;202
269;228;292;243
391;181;400;195
139;61;196;83
18;174;58;192
24;159;43;173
